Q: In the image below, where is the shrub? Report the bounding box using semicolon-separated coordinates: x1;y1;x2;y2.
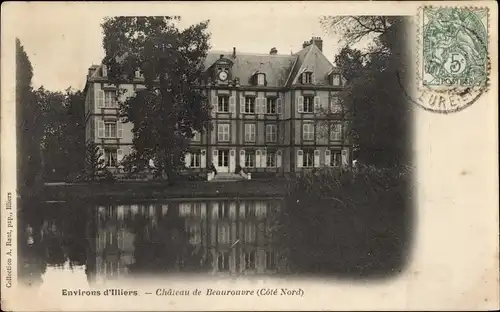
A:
273;164;413;277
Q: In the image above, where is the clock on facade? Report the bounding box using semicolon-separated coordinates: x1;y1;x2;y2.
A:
218;71;228;81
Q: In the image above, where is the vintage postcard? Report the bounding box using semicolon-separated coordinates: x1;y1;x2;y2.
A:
1;1;498;311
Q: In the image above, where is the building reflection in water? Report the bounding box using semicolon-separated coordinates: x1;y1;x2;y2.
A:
88;198;282;283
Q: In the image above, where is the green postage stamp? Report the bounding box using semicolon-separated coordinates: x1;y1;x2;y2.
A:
422;7;489;88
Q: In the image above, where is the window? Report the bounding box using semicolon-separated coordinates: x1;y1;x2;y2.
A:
104;122;117;138
218;252;230;271
330;123;342;141
303;150;314;167
303;72;313;84
190;152;201;168
217;224;230;244
330;96;342;113
303;96;314;113
302;123;314;141
104;91;117;108
266;152;276;167
217;124;230;141
104;148;117;167
266;98;276;114
245;124;256;142
330;150;341;167
245;97;255;113
265;124;277;142
257;73;265;86
218;95;229;112
244;251;256;269
331;73;341;86
244;223;256;243
265;251;276;269
245;150;255;168
192;131;201;141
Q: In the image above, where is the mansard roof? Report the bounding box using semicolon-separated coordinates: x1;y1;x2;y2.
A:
86;39;342;88
204;51;296;87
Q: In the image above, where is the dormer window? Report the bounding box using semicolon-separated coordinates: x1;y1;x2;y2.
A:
257;73;265;86
302;71;313;84
330;73;341;86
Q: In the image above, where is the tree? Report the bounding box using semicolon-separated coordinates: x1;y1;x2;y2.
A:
320;17;412;167
84;141;106;181
101;17;212;184
35;87;86;181
16;39;43;196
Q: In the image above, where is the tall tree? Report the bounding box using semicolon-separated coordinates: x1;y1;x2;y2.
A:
16;39;43;196
35;87;86;181
321;17;412;167
101;17;212;184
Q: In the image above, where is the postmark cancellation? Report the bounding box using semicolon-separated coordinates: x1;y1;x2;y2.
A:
416;6;490;113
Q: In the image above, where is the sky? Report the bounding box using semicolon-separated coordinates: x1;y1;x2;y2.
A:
12;3;368;92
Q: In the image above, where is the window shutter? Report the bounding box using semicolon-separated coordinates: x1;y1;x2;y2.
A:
184;152;191;168
240;150;246;168
97;120;105;138
256;150;261;168
96;90;104;109
200;149;207;168
341;149;349;166
276;150;282;168
261;150;267;168
240;96;245;113
212;149;218;167
314;96;320;113
117;149;123;164
297;96;304;113
229;96;236;113
117;121;123;138
314;150;320;168
212;96;218;111
297;150;303;168
260;97;265;114
102;65;107;77
325;150;331;166
277;97;283;114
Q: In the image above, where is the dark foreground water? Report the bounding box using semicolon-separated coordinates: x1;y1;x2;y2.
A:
18;184;411;286
18;197;285;285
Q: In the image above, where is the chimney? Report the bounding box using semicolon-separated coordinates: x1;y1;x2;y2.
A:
302;41;310;49
269;47;278;55
220;54;224;59
233;47;236;58
311;36;323;52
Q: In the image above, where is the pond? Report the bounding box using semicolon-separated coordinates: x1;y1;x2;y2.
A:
18;197;285;286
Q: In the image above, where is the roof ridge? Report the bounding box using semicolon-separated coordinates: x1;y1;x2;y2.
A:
208;50;294;58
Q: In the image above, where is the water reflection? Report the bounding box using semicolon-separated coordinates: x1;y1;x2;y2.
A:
20;198;283;284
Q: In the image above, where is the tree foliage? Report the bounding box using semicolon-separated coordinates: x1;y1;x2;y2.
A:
34;87;86;181
321;16;412;167
101;17;212;183
16;39;43;196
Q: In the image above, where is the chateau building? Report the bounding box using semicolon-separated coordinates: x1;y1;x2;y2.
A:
83;37;352;175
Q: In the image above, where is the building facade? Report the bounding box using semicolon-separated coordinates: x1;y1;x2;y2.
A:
84;37;352;175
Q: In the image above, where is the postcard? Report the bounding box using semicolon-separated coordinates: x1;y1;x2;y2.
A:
1;1;498;311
